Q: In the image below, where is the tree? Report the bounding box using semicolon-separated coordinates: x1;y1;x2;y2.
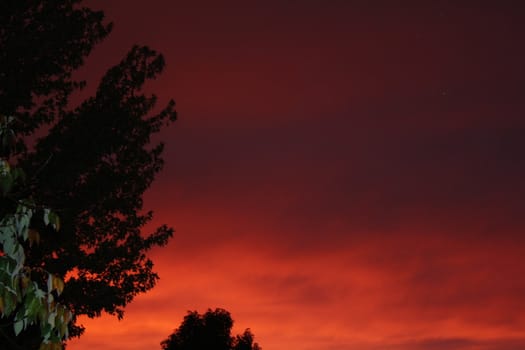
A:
1;0;176;342
233;329;261;350
0;0;111;143
161;309;262;350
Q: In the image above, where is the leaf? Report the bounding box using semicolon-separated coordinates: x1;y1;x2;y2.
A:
43;209;50;226
47;274;53;293
64;309;72;324
48;310;57;328
14;319;24;336
41;317;51;336
38;302;48;325
51;342;63;350
50;212;61;231
12;248;25;274
60;320;68;339
20;274;31;291
3;291;15;316
11;275;20;298
34;286;46;300
0;172;13;196
0;258;6;271
26;293;42;320
17;214;30;240
52;276;65;296
3;236;15;256
11;167;26;183
0;159;9;174
1;133;9;150
28;229;41;247
46;211;61;231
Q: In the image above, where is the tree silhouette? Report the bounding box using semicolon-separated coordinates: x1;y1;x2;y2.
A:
0;0;176;345
233;329;261;350
161;309;262;350
0;0;111;142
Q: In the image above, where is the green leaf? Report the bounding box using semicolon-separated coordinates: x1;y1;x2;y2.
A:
0;159;9;175
2;133;9;150
47;274;53;293
11;167;26;183
34;286;46;300
16;212;30;240
12;248;25;273
41;322;52;342
0;218;16;238
3;236;15;256
0;257;8;272
0;172;13;196
14;319;24;336
28;303;40;322
43;209;50;226
48;311;57;328
48;211;60;231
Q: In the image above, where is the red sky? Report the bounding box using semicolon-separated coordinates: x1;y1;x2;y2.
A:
68;1;525;350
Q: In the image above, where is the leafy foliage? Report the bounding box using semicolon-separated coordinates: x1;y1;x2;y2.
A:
1;0;177;340
21;44;176;327
161;309;262;350
0;0;111;141
0;116;72;350
233;329;262;350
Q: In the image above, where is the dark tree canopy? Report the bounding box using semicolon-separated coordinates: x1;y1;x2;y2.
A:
161;309;262;350
0;0;176;345
0;0;111;139
233;329;262;350
22;44;177;321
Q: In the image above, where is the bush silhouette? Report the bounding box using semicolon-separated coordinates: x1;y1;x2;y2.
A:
161;308;261;350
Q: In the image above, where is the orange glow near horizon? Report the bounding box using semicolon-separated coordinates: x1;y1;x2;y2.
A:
68;1;525;349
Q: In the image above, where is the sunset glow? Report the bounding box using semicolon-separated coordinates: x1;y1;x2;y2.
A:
69;1;525;349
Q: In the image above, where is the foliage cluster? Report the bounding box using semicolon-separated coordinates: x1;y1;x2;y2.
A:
1;0;176;348
161;309;262;350
1;115;70;350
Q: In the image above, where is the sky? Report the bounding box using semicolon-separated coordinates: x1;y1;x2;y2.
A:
68;1;525;350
